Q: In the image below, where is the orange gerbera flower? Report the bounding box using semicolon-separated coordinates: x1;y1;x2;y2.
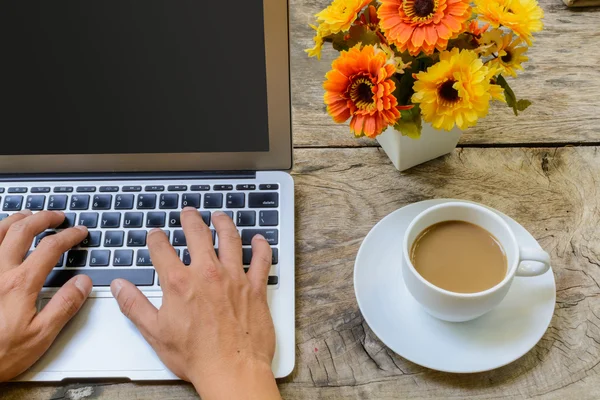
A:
323;45;410;138
378;0;471;56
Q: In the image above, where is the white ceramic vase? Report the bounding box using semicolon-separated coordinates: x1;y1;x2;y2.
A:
376;123;462;171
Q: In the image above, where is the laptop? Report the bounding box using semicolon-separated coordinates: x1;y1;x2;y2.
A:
4;0;295;380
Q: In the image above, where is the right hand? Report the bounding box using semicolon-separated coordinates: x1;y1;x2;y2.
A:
110;208;281;400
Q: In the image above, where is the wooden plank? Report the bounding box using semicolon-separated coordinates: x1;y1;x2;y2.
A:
3;146;600;399
291;0;600;147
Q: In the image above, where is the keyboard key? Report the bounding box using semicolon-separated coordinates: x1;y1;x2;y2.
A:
122;185;142;192
8;187;27;193
44;268;154;287
159;194;178;209
213;185;233;191
136;249;153;266
259;184;279;190
54;186;73;193
127;230;147;247
172;230;187;246
191;185;210;191
58;213;76;229
35;231;56;247
241;229;278;245
115;194;134;210
237;211;256;227
48;195;68;210
65;250;88;267
25;195;45;210
55;253;65;267
242;248;278;265
236;184;256;191
162;229;171;240
78;212;99;228
211;229;216;244
168;185;187;192
259;210;279;226
31;187;51;193
0;213;9;221
114;250;134;266
70;195;90;210
101;212;121;228
104;231;124;247
99;186;119;192
146;212;166;228
249;193;278;208
76;186;96;193
81;231;102;247
221;211;234;220
137;194;156;209
0;188;4;193
92;194;112;210
200;211;211;226
90;250;110;267
226;193;245;208
145;185;164;192
124;212;144;228
169;212;181;227
182;248;191;265
204;193;223;208
181;193;201;208
3;196;23;211
268;276;279;285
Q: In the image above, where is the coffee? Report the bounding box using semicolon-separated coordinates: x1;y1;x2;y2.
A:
410;221;507;294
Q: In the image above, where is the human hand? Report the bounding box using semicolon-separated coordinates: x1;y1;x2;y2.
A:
0;210;91;381
111;208;280;400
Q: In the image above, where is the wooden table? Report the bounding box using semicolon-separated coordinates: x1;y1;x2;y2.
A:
3;1;600;399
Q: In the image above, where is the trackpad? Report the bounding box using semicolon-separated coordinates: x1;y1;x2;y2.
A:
31;296;167;375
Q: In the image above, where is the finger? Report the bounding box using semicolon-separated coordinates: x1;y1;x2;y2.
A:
111;279;158;340
0;209;32;244
0;210;66;266
147;228;183;279
212;211;243;275
24;226;88;289
33;274;92;340
180;207;218;265
246;234;272;294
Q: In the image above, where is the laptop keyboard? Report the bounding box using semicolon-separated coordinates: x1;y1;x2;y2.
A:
0;183;280;289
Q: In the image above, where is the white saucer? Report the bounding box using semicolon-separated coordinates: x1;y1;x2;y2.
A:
354;199;556;373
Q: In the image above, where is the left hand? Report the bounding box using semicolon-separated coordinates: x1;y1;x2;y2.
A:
0;210;92;381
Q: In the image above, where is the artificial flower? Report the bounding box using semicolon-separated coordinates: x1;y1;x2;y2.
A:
411;48;504;131
323;45;411;138
474;0;544;45
378;0;471;56
306;0;371;58
482;29;529;77
467;20;490;39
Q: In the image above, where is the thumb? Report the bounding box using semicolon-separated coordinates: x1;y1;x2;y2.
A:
35;275;92;339
111;278;158;340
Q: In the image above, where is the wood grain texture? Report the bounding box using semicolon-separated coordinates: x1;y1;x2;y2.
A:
2;146;600;399
291;0;600;147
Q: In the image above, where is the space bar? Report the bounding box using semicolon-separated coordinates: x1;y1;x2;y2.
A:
44;269;155;287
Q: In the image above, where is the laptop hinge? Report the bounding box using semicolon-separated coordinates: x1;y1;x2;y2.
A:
0;171;256;182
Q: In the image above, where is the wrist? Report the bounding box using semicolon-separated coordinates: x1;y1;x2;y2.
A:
191;359;280;400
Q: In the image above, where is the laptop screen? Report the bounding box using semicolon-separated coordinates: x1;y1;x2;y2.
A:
0;1;270;156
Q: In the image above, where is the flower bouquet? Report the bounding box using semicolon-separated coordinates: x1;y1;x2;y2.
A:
306;0;544;170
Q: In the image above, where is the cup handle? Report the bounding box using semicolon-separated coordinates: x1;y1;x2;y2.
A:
516;246;551;277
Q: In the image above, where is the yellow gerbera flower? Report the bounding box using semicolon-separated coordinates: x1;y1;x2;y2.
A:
305;0;371;58
482;29;529;77
474;0;544;46
411;48;505;131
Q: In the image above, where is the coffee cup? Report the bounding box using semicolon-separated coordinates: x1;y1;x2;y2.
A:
402;202;551;322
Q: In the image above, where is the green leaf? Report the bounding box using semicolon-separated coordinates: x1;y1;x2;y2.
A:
496;75;532;116
394;71;416;106
393;104;422;139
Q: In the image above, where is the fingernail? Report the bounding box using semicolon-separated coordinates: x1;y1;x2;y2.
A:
53;211;65;216
182;206;196;212
254;234;266;241
74;225;88;232
148;228;163;236
213;211;226;217
74;276;91;295
19;209;33;216
111;280;123;298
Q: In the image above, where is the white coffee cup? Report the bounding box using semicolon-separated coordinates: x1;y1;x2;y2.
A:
402;202;551;322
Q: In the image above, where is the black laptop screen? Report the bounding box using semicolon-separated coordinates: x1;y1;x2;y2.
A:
0;1;270;155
